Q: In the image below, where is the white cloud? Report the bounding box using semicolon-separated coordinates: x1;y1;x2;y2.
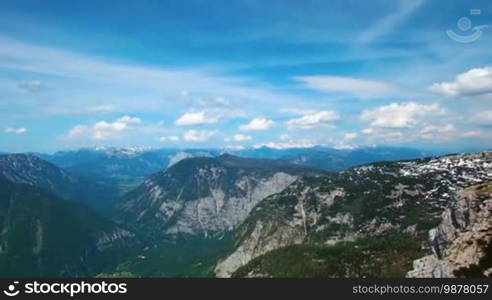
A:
239;117;274;131
253;139;317;150
360;102;455;144
285;110;339;130
323;136;357;150
419;124;455;140
233;134;252;141
475;110;492;124
167;151;193;167
66;125;89;138
462;130;490;138
344;132;358;140
5;127;28;134
224;145;246;151
295;76;395;97
279;134;290;140
429;67;492;97
361;102;445;129
17;80;43;92
175;111;219;126
362;123;458;144
361;127;407;143
159;135;180;142
183;130;216;142
66;115;141;140
116;116;141;124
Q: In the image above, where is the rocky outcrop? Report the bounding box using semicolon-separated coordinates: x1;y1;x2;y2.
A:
215;216;306;277
407;182;492;277
96;227;135;251
215;181;349;277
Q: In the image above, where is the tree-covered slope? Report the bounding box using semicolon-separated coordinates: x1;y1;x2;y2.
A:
0;176;132;277
232;234;423;278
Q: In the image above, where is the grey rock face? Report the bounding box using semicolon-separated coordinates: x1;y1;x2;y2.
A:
97;227;135;251
117;155;325;237
162;172;298;236
407;255;452;278
215;180;349;277
407;182;492;277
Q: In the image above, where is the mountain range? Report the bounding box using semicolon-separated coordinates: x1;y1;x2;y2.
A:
0;147;490;278
27;146;433;196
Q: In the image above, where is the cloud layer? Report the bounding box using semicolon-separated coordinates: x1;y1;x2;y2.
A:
295;76;395;97
66;116;141;140
175;111;219;126
430;67;492;97
361;102;445;129
239;118;275;131
183;130;216;142
286;110;339;130
5;127;28;134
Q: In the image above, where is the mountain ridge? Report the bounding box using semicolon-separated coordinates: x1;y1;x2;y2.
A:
215;151;492;277
0;154;119;212
0;175;133;277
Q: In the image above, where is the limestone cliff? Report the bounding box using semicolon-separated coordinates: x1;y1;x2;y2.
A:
407;182;492;277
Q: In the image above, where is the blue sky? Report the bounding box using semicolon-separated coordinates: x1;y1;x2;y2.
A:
1;0;492;153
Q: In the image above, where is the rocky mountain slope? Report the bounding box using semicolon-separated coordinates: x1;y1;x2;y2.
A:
116;154;327;238
215;151;492;277
0;154;119;212
0;175;133;277
231;234;423;278
407;181;492;277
